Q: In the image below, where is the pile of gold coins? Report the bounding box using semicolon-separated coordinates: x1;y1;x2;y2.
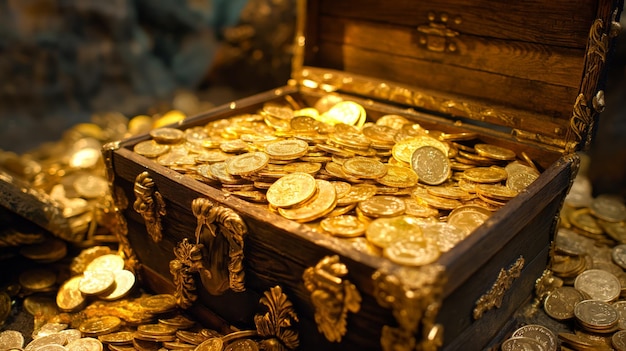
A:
133;95;541;266
0;246;263;351
499;165;626;351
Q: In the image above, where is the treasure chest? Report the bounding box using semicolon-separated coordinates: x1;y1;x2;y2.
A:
103;0;623;349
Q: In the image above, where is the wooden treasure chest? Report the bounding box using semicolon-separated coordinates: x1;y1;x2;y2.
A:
103;0;623;349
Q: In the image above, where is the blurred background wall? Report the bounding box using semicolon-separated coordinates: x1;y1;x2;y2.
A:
0;0;624;197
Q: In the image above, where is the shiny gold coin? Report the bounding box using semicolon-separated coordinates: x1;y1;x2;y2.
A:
403;198;439;218
447;205;492;235
69;147;101;169
86;254;125;272
411;145;451;185
393;136;448;164
412;190;462;210
264;139;309;160
158;314;195;329
137;324;178;336
225;152;269;176
224;339;259;351
73;174;109;199
98;331;136;345
329;131;372;151
79;316;122;336
140;294;177;314
331;181;351;199
99;270;135;300
426;186;473;201
56;275;86;312
0;330;24;350
543;286;585;321
357;195;406;218
376;114;410;129
79;270;115;295
505;162;540;191
133;140;170;158
290;115;320;132
558;332;609;351
195;338;224;351
366;215;424;249
209;162;242;185
462;166;508;183
66;337;104;351
474;143;516;160
336;183;378;206
384;238;440;266
278;179;337;222
320;215;366;238
511;324;558;351
421;222;467;252
266;172;317;208
196;150;231;163
590;194;626;222
500;337;544;351
322;101;366;126
150;127;185;144
377;165;418;188
176;330;209;345
475;183;518;201
342;157;387;179
570;208;604;235
19;268;57;292
283;162;322;175
362;124;397;147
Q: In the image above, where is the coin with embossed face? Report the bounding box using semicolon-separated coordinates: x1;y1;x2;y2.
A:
278;179;337;222
140;294;177;314
376;165;418;188
336;183;377;206
474;143;516;161
0;330;24;350
225;152;269;176
384;238;440;266
411;146;451;186
574;299;619;331
79;270;115;296
575;269;621;302
613;330;626;351
79;316;122;336
265;139;309;160
224;339;259;351
86;254;125;272
267;172;317;208
462;166;508;183
320;215;366;238
195;338;224;351
357;195;406;218
511;324;557;351
366;215;424;249
342;157;387;179
500;336;544;351
543;286;585;321
150;127;184;144
56;276;86;312
98;331;135;345
24;333;68;351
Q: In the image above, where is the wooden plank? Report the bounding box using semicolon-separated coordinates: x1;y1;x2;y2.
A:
318;0;595;48
317;15;585;88
315;41;579;120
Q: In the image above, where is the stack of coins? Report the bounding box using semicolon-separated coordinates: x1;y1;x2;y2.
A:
133;96;543;267
499;171;626;351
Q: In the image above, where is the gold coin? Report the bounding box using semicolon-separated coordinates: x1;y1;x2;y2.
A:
357;195;406;218
500;337;544;351
322;101;366;126
56;276;86;312
426;186;473;201
209;162;242;185
140;294;177;314
412;190;462;210
290;115;320;132
403;198;439;218
462;166;508;183
99;270;135;301
69;147;101;169
365;215;424;249
137;324;178;336
263;104;293;120
543;286;585;321
224;339;259;351
79;270;115;295
86;254;125;272
0;330;23;350
23;334;67;351
411;145;451;186
590;194;626;222
66;337;104;351
158;315;196;329
510;324;558;351
23;295;58;318
393;136;448;164
329;131;372;151
225;152;269;176
376;114;410;129
336;183;377;206
599;219;626;243
133;140;170;158
176;330;209;345
362;124;397;147
195;338;224;351
73;174;109;199
344;237;382;256
330;181;351;198
447;205;491;235
474;143;516;160
421;222;467;252
278;179;337;222
282;162;322;175
150;127;185;144
19;268;57;291
383;238;440;266
376;165;418;188
570;208;604;235
20;237;67;262
342;157;387;179
98;331;136;345
264;139;309;160
266;172;317;208
475;183;518;201
79;316;122;336
320;215;366;238
505;162;540;190
574;269;621;302
574;300;619;330
196;150;231;163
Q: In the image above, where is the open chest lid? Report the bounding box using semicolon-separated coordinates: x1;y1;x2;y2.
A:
291;0;623;153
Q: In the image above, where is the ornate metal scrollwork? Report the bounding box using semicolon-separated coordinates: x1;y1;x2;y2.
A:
473;256;525;320
373;264;446;351
254;286;300;351
303;255;361;343
170;197;247;308
133;171;166;243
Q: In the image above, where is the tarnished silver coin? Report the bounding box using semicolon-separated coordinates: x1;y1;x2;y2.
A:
613;244;626;270
66;337;104;351
574;269;621;302
411;145;451;185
